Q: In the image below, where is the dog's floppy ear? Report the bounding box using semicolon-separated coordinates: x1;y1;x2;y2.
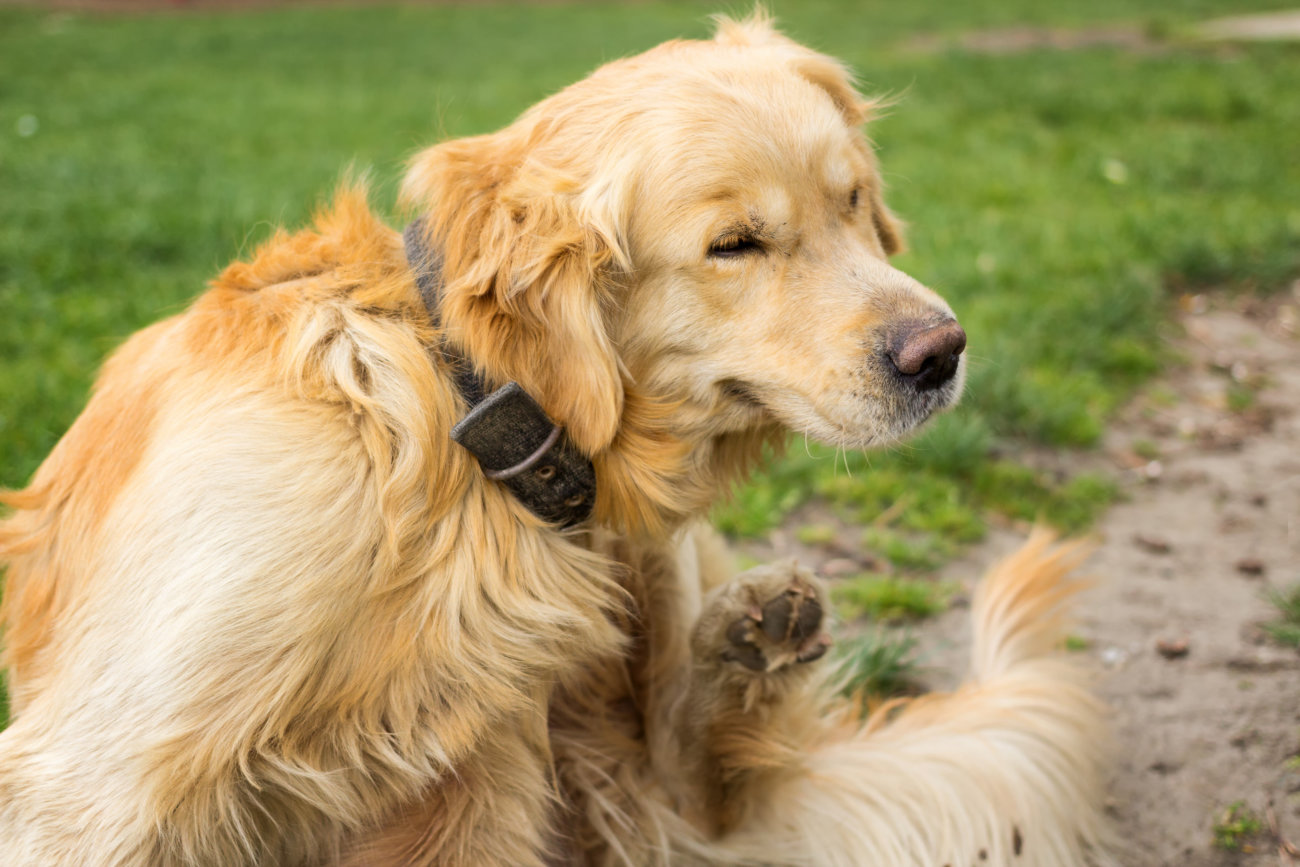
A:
402;133;625;456
869;184;907;256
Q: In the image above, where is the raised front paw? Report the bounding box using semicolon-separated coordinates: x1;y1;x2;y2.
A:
697;562;832;674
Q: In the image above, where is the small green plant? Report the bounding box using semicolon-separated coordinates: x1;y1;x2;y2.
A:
1063;634;1090;652
1264;584;1300;648
862;527;952;572
835;630;923;711
1226;382;1256;413
972;462;1117;533
795;524;837;545
832;574;953;622
1131;439;1160;461
1212;801;1262;851
1146;384;1179;408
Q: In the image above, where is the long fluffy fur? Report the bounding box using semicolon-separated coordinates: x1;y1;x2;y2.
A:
0;12;1109;867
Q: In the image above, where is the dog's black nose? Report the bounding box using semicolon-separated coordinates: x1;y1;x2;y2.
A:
887;320;966;391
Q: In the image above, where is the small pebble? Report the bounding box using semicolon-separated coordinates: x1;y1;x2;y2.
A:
1100;646;1129;668
1134;533;1172;555
1156;638;1190;660
1235;557;1266;576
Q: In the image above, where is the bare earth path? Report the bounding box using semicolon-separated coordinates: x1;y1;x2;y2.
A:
1074;293;1300;866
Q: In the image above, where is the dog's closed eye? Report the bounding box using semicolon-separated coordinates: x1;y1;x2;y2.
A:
708;234;763;259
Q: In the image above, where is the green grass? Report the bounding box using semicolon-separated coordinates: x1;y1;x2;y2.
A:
1;1;1297;728
715;418;1118;553
834;630;924;711
832;574;954;622
1264;584;1300;649
1212;801;1263;851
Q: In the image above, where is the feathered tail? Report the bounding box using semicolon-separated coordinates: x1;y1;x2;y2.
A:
716;529;1114;867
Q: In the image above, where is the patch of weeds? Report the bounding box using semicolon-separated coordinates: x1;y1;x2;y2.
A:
863;527;952;572
714;471;807;537
795;524;837;545
1212;801;1263;851
1063;634;1090;652
1146;384;1179;408
1226;382;1257;413
899;412;992;478
1050;474;1120;531
1263;584;1300;649
1131;438;1160;461
976;366;1108;448
901;495;986;544
832;574;953;622
973;461;1117;533
834;630;923;712
815;455;986;545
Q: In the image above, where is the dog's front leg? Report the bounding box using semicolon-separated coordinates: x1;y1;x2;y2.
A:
338;697;560;867
675;561;832;837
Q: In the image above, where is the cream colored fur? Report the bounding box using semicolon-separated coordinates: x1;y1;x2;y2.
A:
0;12;1110;866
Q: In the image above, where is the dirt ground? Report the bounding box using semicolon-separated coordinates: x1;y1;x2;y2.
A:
745;287;1300;865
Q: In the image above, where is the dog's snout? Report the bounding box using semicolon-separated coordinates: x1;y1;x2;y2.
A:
887;320;966;391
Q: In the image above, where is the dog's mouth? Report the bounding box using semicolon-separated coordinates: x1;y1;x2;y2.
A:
715;355;964;450
719;379;766;410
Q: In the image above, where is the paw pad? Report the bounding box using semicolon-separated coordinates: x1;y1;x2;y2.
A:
721;580;830;672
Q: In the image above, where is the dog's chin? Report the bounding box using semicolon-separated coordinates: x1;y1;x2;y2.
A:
723;368;964;451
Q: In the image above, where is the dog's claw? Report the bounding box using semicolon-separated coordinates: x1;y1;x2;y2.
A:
796;633;832;664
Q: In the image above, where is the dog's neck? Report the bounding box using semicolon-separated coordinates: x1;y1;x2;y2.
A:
404;218;597;529
403;219;782;540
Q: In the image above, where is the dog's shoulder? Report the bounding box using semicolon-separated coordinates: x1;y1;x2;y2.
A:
189;187;424;372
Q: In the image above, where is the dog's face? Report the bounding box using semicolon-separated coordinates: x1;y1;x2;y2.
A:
405;14;963;464
611;54;963;451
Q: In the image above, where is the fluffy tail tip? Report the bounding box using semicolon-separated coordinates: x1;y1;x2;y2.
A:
970;526;1095;681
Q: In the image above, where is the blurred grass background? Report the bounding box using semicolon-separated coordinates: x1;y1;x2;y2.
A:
1;1;1298;722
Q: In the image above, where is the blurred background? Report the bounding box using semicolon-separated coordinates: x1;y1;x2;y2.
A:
2;0;1295;529
1;1;1299;858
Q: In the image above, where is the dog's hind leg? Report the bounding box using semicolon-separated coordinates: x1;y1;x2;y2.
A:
680;532;1113;867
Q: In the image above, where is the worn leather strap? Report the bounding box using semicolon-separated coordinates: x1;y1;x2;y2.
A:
403;219;597;528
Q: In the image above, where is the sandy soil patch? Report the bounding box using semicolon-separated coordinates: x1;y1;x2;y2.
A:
1198;11;1300;42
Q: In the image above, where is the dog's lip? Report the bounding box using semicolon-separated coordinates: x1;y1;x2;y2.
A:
718;368;962;448
718;378;766;409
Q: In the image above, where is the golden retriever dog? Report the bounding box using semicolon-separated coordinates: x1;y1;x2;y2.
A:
0;12;1111;867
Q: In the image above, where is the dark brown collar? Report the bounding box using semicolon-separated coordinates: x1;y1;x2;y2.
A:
403;219;596;528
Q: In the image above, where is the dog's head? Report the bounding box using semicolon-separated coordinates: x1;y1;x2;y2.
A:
404;13;964;528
